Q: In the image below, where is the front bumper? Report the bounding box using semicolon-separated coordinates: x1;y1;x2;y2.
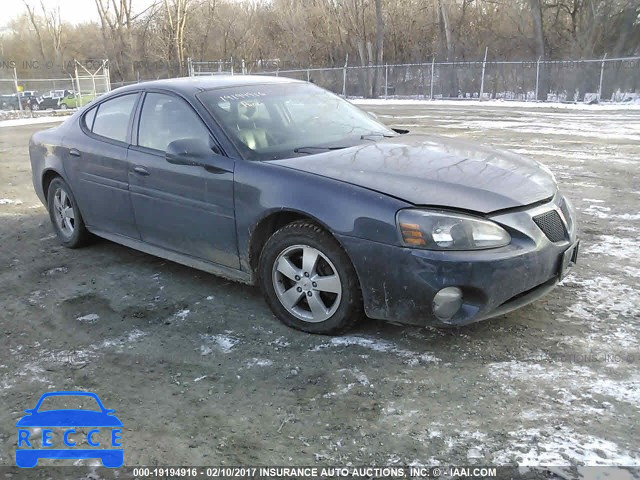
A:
338;195;578;327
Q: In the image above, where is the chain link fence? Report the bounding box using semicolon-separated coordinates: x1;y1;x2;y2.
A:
0;60;111;119
236;56;639;104
2;56;638;118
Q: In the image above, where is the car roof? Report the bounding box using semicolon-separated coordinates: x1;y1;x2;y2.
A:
113;75;304;96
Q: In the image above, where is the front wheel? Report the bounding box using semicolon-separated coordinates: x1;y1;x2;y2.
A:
47;177;92;248
259;221;363;334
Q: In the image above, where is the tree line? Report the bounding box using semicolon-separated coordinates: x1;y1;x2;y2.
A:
1;0;638;89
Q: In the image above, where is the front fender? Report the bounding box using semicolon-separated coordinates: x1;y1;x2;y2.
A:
234;160;410;271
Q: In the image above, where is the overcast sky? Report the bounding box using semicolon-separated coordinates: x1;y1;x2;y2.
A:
1;0;156;28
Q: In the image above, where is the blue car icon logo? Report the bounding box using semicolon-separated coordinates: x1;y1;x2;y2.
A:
16;391;123;468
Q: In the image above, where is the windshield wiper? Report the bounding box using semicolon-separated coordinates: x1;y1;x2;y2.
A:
360;132;397;140
293;146;349;154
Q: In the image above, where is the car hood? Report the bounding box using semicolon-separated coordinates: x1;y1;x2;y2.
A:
271;134;557;213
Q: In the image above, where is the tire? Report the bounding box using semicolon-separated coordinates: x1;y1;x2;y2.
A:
47;177;91;248
60;103;68;110
258;221;363;334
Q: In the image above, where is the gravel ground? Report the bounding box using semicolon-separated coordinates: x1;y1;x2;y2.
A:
0;103;638;477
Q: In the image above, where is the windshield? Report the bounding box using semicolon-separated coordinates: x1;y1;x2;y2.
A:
198;82;394;160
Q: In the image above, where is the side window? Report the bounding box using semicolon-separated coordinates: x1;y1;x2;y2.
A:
91;94;138;143
138;93;210;152
83;106;97;130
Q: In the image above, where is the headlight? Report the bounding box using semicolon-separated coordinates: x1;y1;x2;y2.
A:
397;209;511;250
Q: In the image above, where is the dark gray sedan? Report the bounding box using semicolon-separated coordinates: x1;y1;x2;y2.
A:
29;76;578;334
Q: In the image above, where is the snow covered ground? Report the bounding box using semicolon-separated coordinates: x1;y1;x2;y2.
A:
353;98;640;110
0;115;66;128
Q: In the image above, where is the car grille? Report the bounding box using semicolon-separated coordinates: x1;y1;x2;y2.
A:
533;210;567;242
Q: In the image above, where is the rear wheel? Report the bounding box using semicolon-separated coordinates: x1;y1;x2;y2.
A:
259;221;362;334
47;177;91;248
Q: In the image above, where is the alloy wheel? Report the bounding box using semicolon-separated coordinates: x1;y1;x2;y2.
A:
271;244;342;323
53;187;75;238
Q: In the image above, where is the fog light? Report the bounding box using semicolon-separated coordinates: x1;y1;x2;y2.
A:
433;287;463;320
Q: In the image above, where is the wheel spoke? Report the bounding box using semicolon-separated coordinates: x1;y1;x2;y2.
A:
53;195;62;212
63;217;74;232
302;246;319;275
272;244;343;324
280;286;304;309
63;207;75;220
276;256;300;281
307;294;330;321
312;274;341;294
60;189;68;207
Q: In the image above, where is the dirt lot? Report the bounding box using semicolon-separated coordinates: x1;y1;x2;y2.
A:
1;103;639;475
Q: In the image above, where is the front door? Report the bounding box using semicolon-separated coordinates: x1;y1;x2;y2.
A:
127;92;238;269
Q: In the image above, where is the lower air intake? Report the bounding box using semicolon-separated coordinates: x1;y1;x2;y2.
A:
533;210;567;242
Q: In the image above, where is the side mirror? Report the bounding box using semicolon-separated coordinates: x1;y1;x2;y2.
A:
165;138;219;167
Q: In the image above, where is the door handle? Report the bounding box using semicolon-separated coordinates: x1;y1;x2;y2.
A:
133;166;150;176
69;148;81;157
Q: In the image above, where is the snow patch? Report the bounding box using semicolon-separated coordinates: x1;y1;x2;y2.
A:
245;358;273;368
93;329;147;350
76;313;100;323
43;266;68;276
582;205;640;220
493;426;640;466
489;361;639;409
0;116;66;128
351;98;640;111
311;335;439;365
562;275;640;323
200;332;240;354
585;236;640;259
0;198;23;205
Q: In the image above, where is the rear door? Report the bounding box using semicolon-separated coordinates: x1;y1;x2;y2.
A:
127;91;238;268
63;92;140;238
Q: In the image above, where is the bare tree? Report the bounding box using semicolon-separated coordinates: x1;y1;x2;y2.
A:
5;0;640;92
95;0;134;80
23;1;46;61
40;1;64;64
437;0;457;96
528;0;548;95
163;0;189;76
372;0;385;97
